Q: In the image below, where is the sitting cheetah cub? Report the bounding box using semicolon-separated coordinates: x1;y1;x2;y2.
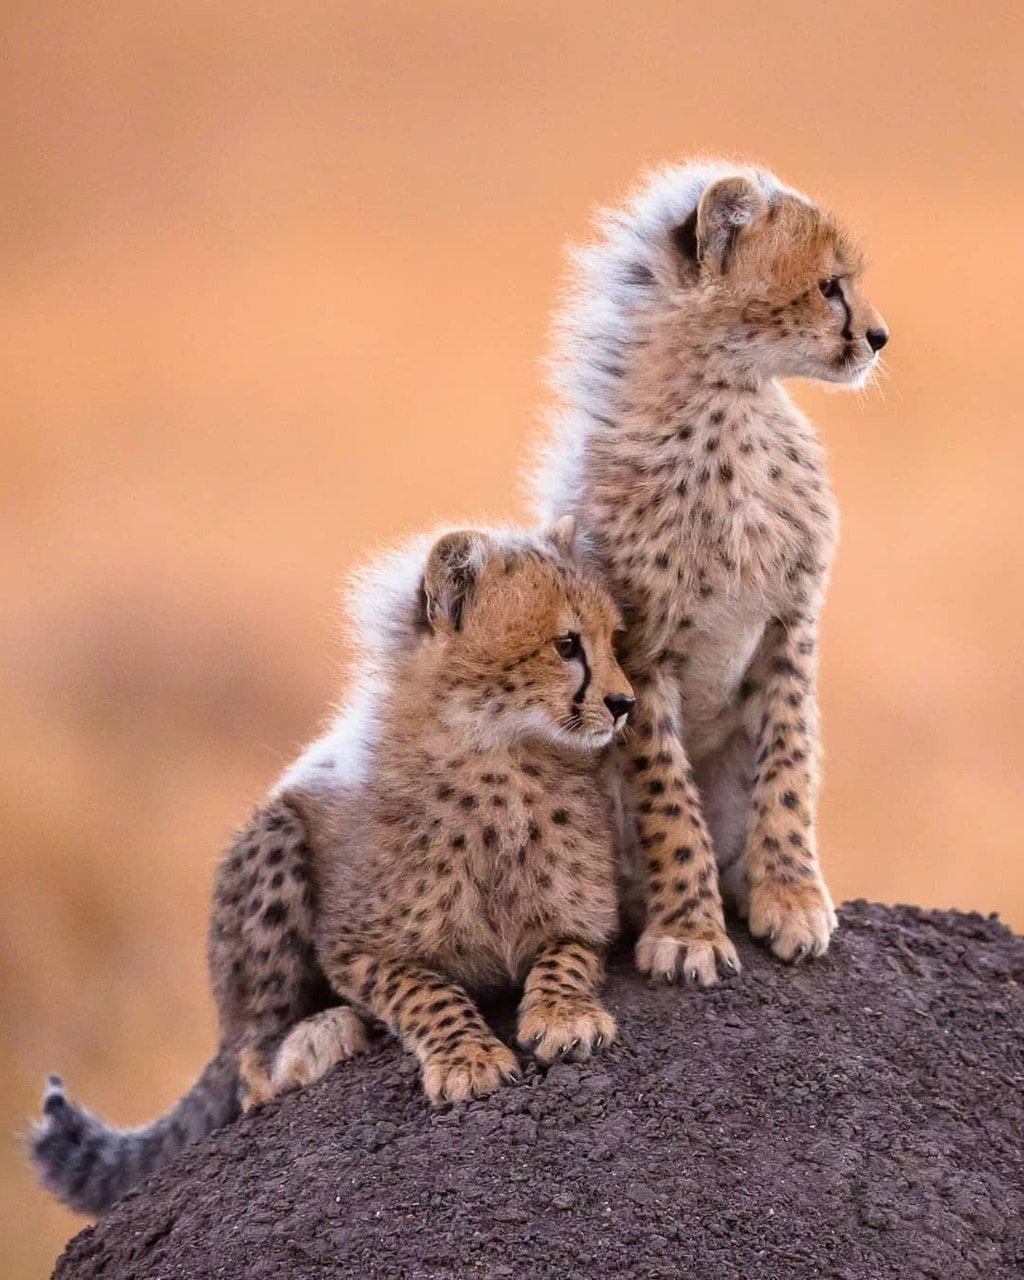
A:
276;519;632;1104
33;519;632;1214
536;160;888;984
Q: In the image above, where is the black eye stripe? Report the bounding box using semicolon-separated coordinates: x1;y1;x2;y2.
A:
819;276;853;342
833;279;854;342
571;639;592;706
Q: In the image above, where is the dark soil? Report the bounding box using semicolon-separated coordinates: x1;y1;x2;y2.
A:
53;903;1024;1280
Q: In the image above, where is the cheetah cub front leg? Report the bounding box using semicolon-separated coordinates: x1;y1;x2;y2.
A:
739;618;838;961
327;953;520;1104
628;670;741;986
517;939;616;1064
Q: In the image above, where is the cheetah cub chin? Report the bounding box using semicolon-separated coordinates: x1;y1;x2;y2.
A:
537;159;889;984
285;516;633;1105
32;518;632;1215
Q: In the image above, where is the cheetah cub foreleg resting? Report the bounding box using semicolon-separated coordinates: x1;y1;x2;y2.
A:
538;160;888;982
281;518;633;1103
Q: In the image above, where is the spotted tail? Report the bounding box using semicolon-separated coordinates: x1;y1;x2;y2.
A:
31;1049;239;1216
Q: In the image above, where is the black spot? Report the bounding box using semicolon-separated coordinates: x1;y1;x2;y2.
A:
261;902;287;927
781;791;799;809
459;795;478;810
551;809;570;826
482;826;497;848
624;260;655;287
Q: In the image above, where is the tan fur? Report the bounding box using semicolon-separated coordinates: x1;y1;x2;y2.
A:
537;160;888;983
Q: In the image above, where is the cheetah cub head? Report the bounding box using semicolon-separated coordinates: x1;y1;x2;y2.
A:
672;169;888;388
421;517;633;751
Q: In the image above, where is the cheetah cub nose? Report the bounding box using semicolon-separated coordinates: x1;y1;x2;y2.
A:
866;327;889;353
604;693;635;722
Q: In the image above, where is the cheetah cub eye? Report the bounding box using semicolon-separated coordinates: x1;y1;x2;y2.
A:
818;276;841;299
554;632;582;660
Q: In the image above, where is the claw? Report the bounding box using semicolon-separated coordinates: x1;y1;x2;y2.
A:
561;1038;580;1059
722;958;738;975
527;1033;544;1050
593;1034;604;1051
503;1069;522;1085
792;944;808;963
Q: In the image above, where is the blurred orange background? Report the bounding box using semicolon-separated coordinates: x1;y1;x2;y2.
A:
3;2;1023;1273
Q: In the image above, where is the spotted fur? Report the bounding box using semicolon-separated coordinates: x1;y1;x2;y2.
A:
32;521;633;1212
535;159;888;983
284;520;633;1103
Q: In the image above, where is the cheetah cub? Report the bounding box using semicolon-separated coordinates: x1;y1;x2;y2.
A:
33;519;632;1214
536;159;888;984
280;518;632;1105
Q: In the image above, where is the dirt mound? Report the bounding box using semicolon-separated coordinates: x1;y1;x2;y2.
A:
52;903;1024;1279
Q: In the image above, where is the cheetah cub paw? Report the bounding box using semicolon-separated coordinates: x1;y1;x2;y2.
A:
421;1037;521;1104
517;997;616;1065
635;928;741;987
270;1007;369;1096
745;876;838;962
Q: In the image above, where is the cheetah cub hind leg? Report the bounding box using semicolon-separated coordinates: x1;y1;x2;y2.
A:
269;1006;370;1097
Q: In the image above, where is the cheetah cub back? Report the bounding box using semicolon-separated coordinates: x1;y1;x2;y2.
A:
277;516;635;1104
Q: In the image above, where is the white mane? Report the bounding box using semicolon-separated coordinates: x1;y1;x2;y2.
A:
531;157;807;521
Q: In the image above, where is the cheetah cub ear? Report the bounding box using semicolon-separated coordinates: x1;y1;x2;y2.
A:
694;175;769;273
423;530;492;634
544;513;577;555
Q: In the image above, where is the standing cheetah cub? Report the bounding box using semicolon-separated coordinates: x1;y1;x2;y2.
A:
536;159;888;984
33;519;633;1214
